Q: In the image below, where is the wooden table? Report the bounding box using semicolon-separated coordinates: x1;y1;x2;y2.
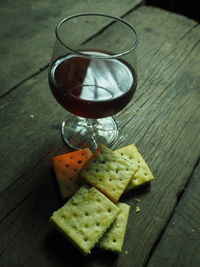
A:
0;1;200;266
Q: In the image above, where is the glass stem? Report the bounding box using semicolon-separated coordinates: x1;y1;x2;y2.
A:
85;118;98;148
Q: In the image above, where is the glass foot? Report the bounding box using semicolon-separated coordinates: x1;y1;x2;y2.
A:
61;114;118;150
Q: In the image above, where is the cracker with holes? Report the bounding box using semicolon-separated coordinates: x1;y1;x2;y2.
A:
99;202;130;253
50;187;119;255
80;144;137;203
52;148;92;199
116;144;154;191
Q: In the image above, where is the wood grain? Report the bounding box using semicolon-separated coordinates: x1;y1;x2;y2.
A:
147;161;200;267
0;5;200;267
0;0;142;97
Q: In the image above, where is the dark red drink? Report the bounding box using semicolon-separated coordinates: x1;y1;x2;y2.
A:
49;51;137;118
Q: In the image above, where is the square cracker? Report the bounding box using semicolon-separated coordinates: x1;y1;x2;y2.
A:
98;202;130;253
116;144;154;191
80;144;137;203
52;148;92;199
50;187;119;255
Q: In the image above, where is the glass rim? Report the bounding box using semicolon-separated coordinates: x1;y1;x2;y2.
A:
55;12;140;59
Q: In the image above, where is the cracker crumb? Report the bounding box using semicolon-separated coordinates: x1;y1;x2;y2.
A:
125;250;128;255
192;229;195;232
30;114;34;118
135;198;141;202
135;206;141;213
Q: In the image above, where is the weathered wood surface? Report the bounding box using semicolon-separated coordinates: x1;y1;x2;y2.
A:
0;0;142;97
147;161;200;267
0;4;200;267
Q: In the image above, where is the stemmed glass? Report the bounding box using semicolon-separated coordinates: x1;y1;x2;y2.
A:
48;13;139;150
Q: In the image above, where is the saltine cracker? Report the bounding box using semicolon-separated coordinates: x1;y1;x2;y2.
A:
99;202;130;253
52;148;92;199
50;187;119;255
116;144;154;191
80;145;137;202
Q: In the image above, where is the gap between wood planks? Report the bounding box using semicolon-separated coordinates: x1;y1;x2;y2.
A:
143;155;200;267
0;1;143;100
0;64;49;100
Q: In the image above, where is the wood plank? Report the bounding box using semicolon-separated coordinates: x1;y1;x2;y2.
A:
146;0;200;23
0;0;142;97
0;5;200;267
147;161;200;267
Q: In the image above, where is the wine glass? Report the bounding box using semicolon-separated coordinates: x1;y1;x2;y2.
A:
48;13;139;150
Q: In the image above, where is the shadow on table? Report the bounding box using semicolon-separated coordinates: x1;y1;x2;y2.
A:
45;228;119;267
120;182;152;203
146;0;200;22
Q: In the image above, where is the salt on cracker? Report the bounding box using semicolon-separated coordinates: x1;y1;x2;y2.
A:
50;187;119;255
52;148;92;199
99;202;130;253
80;144;137;203
116;144;154;191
